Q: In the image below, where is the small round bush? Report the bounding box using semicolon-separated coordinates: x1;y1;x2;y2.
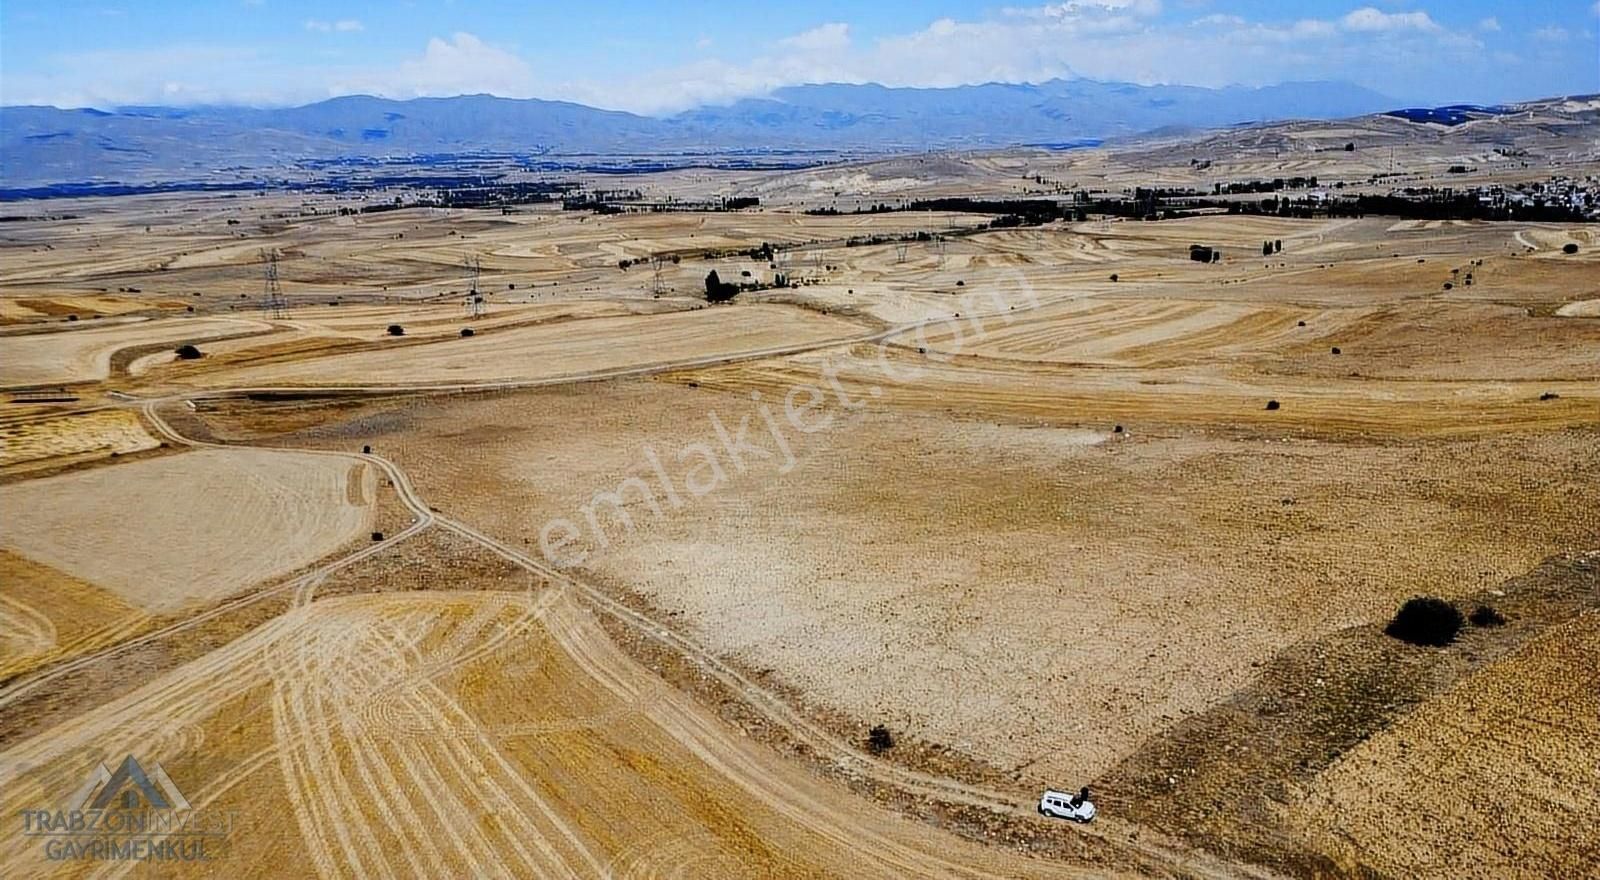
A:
460;327;475;338
174;344;203;360
1265;399;1281;411
386;324;405;336
1562;243;1579;255
1469;605;1506;627
1385;596;1464;647
867;724;894;753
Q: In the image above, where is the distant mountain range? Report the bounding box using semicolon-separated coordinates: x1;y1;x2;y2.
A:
0;79;1397;188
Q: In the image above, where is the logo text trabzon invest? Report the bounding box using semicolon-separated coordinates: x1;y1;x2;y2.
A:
18;756;235;862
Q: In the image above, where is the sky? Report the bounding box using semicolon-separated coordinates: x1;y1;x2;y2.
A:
1;1;1596;114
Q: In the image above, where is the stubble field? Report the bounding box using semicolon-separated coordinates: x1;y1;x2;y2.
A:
1;125;1597;878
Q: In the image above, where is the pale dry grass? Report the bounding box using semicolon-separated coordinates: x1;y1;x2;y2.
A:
1288;612;1600;878
0;409;159;470
0;448;374;612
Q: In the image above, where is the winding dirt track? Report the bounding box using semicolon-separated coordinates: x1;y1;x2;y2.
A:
128;383;1264;877
0;297;1276;878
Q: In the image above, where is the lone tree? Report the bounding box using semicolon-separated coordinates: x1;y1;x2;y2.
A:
174;344;203;360
704;270;740;303
1385;596;1464;647
1563;243;1580;254
387;324;405;336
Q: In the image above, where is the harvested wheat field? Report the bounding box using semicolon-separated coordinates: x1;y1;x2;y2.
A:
1;100;1597;879
265;380;1599;795
0;409;159;471
0;587;1110;879
0;550;152;683
193;303;870;388
0;448;374;612
0;316;271;388
1289;609;1600;877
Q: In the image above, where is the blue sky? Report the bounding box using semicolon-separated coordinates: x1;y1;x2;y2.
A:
2;1;1596;112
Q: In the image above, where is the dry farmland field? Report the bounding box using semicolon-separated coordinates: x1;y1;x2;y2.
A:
1;122;1598;879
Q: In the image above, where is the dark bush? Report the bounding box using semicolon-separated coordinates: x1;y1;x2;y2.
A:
387;324;405;336
1109;273;1118;282
704;270;739;303
174;344;203;360
371;531;384;542
1113;425;1124;433
1469;605;1506;627
956;280;965;286
1265;399;1281;411
362;445;372;454
867;724;894;752
1385;596;1464;647
1562;243;1579;254
460;327;475;338
1539;391;1560;401
1331;346;1342;355
1443;282;1453;290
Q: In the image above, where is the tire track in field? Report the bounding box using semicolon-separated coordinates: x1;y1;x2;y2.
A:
34;316;1275;880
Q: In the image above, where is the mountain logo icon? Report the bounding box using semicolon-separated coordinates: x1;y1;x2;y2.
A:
67;756;192;811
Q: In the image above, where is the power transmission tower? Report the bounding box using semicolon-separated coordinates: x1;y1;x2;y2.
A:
895;243;909;263
650;256;667;294
260;249;288;319
463;255;485;318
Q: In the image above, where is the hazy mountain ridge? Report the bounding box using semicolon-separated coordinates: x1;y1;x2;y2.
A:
3;78;1400;188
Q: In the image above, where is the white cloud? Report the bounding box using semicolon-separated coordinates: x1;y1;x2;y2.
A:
1532;26;1569;42
538;4;1497;113
305;19;363;33
778;23;851;52
1025;0;1163;17
334;33;535;99
9;4;1575;114
1477;17;1500;33
1340;7;1440;33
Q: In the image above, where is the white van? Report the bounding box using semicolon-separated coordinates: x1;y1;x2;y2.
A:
1038;789;1096;823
